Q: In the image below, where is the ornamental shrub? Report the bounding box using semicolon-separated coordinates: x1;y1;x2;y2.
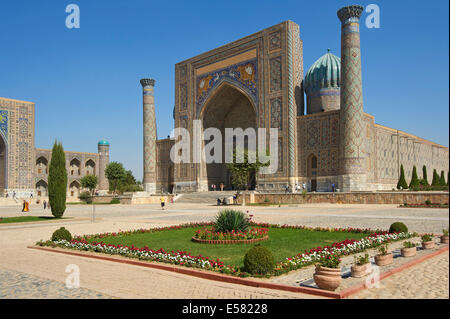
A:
440;171;446;186
389;222;408;234
243;244;274;275
51;227;72;242
79;191;92;203
421;165;429;186
48;141;67;218
214;209;250;233
397;165;408;190
432;169;440;186
110;198;120;204
409;166;420;189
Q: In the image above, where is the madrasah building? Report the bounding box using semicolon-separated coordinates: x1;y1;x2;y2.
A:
143;5;448;193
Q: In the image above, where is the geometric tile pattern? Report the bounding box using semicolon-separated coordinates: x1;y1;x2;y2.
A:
196;58;258;117
338;5;365;175
140;79;157;187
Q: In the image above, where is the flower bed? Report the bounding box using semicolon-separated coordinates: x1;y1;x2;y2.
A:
399;203;448;208
192;227;269;243
36;221;414;278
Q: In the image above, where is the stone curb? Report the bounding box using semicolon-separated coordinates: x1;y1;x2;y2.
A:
191;235;269;245
27;244;449;299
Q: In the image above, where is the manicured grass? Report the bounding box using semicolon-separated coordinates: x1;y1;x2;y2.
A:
0;216;69;224
86;226;368;268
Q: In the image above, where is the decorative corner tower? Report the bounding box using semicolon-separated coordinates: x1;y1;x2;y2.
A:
98;139;110;192
337;5;367;191
140;78;157;194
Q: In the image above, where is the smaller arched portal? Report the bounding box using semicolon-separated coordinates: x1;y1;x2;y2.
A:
36;180;48;197
36;156;48;175
69;180;81;197
70;158;81;176
307;154;318;191
0;134;7;192
85;159;96;175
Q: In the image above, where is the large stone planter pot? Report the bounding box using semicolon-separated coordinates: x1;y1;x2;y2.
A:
313;266;341;291
401;247;416;257
441;236;449;244
351;263;372;278
422;241;435;249
375;253;393;266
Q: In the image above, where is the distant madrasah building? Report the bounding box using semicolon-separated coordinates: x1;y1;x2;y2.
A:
141;4;448;193
0;96;110;198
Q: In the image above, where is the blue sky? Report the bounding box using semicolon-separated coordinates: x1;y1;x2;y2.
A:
0;0;448;181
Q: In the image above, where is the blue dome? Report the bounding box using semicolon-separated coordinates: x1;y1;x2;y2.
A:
98;139;109;146
304;49;341;94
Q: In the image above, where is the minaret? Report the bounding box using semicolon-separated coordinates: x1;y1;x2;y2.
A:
337;5;367;191
98;140;110;192
140;78;157;194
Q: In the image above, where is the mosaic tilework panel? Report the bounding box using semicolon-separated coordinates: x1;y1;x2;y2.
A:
196;59;258;117
19;118;28;138
269;56;282;92
0;110;8;139
270;97;282;131
269;31;281;51
179;83;187;110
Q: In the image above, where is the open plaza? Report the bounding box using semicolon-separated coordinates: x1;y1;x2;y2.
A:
0;2;448;306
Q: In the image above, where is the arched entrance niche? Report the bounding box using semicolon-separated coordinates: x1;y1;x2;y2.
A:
0;134;7;192
69;180;81;197
200;82;257;190
36;180;48;197
307;153;318;191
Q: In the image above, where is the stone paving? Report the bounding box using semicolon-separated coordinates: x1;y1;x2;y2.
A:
0;202;448;299
0;268;112;299
350;251;449;299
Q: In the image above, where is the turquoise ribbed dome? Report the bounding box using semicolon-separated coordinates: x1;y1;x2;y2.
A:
98;139;109;146
304;49;341;94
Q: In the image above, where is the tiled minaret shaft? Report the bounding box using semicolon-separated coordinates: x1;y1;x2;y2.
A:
98;142;109;191
140;78;157;194
338;5;366;183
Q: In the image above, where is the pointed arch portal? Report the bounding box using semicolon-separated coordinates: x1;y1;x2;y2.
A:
200;83;257;190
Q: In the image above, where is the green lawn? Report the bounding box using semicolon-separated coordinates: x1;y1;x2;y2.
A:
0;216;68;224
86;227;368;267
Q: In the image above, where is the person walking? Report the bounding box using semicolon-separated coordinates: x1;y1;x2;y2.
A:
22;200;26;212
160;196;166;210
43;200;47;209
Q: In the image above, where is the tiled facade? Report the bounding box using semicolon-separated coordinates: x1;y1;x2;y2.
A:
150;9;448;193
0;97;109;198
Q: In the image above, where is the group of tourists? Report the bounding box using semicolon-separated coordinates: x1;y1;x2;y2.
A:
210;183;225;191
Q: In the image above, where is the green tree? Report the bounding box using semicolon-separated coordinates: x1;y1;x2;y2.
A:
105;162;126;194
226;148;268;191
421;165;429;186
48;141;67;218
81;175;98;195
397;164;408;190
440;171;446;186
118;170;143;193
447;172;449;186
431;169;440;186
409;166;420;189
226;148;269;206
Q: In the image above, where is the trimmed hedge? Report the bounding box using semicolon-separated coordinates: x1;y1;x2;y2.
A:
243;244;274;275
51;227;72;242
389;222;408;234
